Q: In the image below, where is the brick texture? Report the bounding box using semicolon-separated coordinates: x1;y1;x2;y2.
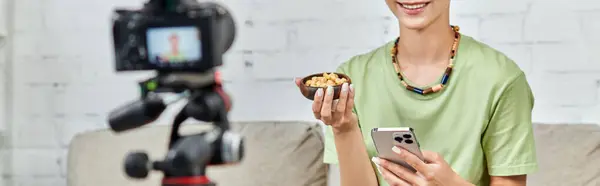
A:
1;0;600;185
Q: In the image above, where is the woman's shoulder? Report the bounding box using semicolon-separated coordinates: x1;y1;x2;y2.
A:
458;35;526;83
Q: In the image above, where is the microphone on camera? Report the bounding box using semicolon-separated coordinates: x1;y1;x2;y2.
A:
108;95;167;132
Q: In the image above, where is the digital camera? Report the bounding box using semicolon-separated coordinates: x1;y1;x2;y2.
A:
111;0;236;72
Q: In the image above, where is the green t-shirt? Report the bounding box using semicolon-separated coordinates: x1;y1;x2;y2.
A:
323;34;539;186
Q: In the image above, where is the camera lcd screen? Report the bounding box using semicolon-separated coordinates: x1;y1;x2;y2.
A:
146;26;202;65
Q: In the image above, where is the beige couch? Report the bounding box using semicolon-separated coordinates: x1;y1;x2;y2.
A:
67;121;328;186
527;124;600;186
67;122;600;186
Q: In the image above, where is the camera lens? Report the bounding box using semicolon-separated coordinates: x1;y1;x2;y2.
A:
403;134;412;138
405;140;414;144
394;137;403;143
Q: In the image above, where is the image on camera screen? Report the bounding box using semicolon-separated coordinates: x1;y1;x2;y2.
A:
146;26;202;64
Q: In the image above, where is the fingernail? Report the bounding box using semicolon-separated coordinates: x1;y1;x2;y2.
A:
316;88;323;97
392;146;401;154
350;84;354;92
371;157;380;165
341;83;349;93
327;86;334;95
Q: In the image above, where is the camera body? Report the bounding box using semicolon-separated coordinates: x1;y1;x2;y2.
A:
111;1;235;72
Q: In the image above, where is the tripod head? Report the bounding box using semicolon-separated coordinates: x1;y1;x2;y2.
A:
108;71;244;186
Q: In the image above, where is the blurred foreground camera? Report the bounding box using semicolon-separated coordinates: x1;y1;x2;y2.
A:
108;1;242;186
112;0;236;72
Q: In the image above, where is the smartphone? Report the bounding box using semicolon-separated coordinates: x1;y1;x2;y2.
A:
371;127;424;172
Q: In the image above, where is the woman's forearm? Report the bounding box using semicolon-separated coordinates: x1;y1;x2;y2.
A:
334;126;379;186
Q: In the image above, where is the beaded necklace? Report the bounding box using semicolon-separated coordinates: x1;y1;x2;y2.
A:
390;25;461;95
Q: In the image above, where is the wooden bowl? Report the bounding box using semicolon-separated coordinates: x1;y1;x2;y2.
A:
299;72;352;101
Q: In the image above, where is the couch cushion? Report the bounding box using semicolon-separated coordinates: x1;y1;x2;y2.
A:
529;124;600;186
67;121;327;186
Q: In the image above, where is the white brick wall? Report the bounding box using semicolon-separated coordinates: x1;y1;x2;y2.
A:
1;0;600;185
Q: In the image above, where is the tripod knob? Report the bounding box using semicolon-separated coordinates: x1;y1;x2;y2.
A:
124;151;150;179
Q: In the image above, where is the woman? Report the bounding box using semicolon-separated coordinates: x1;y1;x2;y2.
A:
295;0;538;185
158;34;186;63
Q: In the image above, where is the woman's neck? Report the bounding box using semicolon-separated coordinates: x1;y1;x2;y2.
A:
397;21;455;65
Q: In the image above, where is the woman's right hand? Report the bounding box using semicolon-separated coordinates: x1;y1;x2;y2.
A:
295;79;358;134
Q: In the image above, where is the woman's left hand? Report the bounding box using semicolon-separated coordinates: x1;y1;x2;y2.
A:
372;146;474;186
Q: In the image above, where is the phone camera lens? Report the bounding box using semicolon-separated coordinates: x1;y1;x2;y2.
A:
403;134;412;138
394;137;403;143
405;139;413;144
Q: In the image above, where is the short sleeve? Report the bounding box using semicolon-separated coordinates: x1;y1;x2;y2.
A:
482;72;539;176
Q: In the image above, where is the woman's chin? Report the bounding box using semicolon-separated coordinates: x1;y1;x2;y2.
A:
399;18;430;30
